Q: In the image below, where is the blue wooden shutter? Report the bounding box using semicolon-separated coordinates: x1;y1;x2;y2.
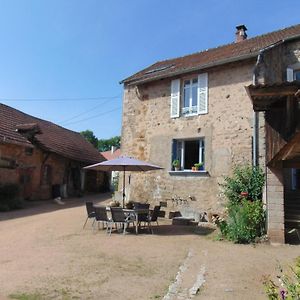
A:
287;68;294;82
171;139;177;167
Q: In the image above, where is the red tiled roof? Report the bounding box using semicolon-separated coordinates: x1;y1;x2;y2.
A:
122;24;300;85
100;148;121;160
0;103;104;165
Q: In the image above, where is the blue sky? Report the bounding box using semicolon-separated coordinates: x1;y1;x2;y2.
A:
0;0;300;138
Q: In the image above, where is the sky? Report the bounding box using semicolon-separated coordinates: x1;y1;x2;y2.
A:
0;0;300;139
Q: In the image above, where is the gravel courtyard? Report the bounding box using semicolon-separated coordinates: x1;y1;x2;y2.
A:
0;193;299;300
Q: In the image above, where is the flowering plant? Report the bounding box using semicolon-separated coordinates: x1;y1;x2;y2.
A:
263;257;300;299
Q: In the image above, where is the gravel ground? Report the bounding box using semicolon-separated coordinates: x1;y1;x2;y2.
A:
0;193;299;300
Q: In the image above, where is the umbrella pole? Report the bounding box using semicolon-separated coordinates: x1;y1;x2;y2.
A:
122;166;125;208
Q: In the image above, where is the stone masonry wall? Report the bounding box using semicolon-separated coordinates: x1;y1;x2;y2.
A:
0;142;86;200
121;60;256;214
266;167;285;244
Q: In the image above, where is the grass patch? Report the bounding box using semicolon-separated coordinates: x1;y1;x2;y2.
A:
9;292;43;300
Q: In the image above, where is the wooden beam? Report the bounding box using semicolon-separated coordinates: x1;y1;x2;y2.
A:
247;84;300;98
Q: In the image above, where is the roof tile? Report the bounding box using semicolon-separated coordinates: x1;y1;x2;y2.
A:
0;103;104;165
123;24;300;84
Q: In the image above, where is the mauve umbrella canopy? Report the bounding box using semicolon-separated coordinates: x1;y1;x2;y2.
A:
83;156;163;172
83;156;163;207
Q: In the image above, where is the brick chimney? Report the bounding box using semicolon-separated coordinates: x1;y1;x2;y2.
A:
235;24;247;42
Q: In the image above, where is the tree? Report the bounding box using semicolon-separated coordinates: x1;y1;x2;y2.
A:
80;130;98;148
98;136;121;152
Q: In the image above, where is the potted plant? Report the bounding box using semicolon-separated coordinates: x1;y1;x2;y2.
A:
194;162;203;171
172;159;180;171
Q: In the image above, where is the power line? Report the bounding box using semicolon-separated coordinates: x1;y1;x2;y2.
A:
0;95;121;102
59;98;120;125
62;107;121;126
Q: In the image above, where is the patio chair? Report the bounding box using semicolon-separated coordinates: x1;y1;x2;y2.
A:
133;203;153;232
83;201;96;229
109;207;135;235
149;205;161;226
94;206;111;233
133;203;150;223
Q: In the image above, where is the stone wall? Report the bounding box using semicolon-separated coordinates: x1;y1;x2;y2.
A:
266;167;285;244
121;60;255;213
0;142;101;200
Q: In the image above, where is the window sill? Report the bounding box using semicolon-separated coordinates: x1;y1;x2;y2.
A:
168;170;210;177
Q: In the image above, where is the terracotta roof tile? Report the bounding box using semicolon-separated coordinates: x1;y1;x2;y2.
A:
0;103;104;165
100;149;121;160
122;24;300;85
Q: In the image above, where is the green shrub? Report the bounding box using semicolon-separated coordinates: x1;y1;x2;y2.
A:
263;257;300;299
0;184;23;211
222;165;265;203
218;165;266;243
220;200;265;243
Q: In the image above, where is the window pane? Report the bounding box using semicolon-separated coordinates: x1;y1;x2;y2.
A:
192;85;197;106
200;139;205;167
192;78;198;84
184;140;199;169
183;87;190;107
295;71;300;81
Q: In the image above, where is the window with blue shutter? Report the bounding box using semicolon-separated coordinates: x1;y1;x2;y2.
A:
171;138;205;171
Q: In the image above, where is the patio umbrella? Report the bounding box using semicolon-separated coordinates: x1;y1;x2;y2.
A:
83;156;163;207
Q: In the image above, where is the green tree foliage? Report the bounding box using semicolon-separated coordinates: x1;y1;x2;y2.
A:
98;136;121;152
80;130;98;148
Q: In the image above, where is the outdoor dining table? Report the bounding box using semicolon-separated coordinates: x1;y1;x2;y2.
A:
104;206;150;235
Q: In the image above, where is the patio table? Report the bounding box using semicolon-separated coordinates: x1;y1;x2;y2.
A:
123;208;150;234
100;206;150;234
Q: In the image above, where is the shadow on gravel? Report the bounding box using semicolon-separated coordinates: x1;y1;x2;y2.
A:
0;192;111;222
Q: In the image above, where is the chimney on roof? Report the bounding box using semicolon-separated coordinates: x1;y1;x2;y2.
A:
235;24;247;42
111;146;116;154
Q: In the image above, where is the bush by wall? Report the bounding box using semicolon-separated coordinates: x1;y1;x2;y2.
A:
222;165;265;203
0;184;23;211
218;165;266;244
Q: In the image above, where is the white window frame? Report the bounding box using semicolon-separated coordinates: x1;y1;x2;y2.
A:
182;78;198;117
174;138;205;171
287;63;300;82
293;69;300;81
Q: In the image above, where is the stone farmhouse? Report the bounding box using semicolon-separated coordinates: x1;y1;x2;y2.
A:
0;103;106;200
121;24;300;243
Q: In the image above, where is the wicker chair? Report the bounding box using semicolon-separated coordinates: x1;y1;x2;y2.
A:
109;207;135;235
83;202;96;229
